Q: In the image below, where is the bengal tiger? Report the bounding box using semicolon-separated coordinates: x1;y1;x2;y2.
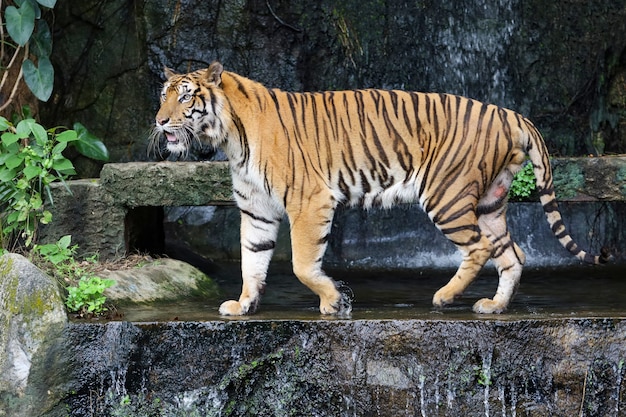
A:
153;61;610;316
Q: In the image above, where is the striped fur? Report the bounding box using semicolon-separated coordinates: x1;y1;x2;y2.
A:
154;61;609;316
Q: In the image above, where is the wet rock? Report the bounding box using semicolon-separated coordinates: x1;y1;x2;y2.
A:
50;318;626;416
100;258;219;303
0;254;69;417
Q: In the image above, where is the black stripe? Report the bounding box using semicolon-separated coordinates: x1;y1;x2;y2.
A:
233;188;247;199
246;240;276;252
543;199;558;213
550;219;566;237
231;74;250;99
241;209;277;224
565;240;580;254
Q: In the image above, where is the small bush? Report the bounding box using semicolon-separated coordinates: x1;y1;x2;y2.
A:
33;235;115;316
509;162;536;200
65;276;116;316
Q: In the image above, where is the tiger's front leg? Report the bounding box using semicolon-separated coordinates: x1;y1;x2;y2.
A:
288;199;352;316
219;202;282;316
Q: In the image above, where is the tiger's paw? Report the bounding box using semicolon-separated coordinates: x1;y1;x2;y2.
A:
319;282;353;318
432;287;459;308
219;300;246;316
219;298;258;316
473;298;507;314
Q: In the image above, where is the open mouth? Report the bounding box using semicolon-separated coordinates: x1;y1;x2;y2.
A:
165;132;178;143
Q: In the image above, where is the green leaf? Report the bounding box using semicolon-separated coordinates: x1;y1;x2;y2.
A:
5;3;36;46
73;123;109;161
16;119;34;138
2;132;20;146
55;130;78;143
41;210;52;224
52;141;68;154
5;154;24;170
0;167;18;182
22;56;54;101
23;165;42;179
0;117;11;131
30;20;52;58
0;186;18;204
36;0;56;8
52;158;75;173
19;119;48;145
58;234;72;249
15;0;41;18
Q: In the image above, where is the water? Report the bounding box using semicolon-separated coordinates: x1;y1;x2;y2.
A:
115;263;626;322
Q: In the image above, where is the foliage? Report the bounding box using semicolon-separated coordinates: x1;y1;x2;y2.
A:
65;275;115;315
509;161;536;200
1;0;57;108
33;235;115;316
1;0;109;252
33;233;74;264
0;112;108;250
109;393;165;417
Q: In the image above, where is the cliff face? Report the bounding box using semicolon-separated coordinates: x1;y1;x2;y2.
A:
42;0;626;169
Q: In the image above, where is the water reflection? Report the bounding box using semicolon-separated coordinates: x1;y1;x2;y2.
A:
115;263;626;322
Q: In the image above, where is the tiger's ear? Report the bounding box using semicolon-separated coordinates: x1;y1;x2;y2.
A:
207;61;224;86
163;66;177;80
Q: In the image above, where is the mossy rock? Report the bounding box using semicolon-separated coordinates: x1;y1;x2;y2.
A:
0;253;68;417
101;258;219;303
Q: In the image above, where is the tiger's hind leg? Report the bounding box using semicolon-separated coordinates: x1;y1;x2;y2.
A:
473;173;526;313
431;210;494;308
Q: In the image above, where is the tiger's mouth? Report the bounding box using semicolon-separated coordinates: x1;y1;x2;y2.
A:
164;132;178;144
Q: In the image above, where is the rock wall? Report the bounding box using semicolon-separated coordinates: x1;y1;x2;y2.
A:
47;319;626;417
42;0;626;171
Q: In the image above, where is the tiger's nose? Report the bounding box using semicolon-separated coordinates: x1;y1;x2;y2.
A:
156;117;169;126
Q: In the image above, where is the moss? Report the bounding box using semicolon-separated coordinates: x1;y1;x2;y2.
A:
0;255;63;321
553;162;585;199
190;271;220;299
0;257;19;314
619;165;626;197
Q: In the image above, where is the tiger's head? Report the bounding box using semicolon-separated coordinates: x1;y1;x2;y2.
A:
153;61;228;157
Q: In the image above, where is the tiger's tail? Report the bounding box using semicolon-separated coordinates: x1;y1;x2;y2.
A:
522;119;611;265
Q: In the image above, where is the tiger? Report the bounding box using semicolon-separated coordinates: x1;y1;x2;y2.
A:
153;61;610;316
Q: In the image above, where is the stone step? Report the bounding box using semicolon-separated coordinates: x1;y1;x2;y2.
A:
41;157;626;261
96;157;626;207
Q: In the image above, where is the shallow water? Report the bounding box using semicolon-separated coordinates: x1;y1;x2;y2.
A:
116;262;626;322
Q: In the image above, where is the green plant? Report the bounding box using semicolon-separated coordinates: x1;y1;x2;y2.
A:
0;113;108;250
65;275;115;315
476;367;492;387
2;0;109;252
32;235;114;316
32;233;75;265
1;0;57;110
509;161;536;200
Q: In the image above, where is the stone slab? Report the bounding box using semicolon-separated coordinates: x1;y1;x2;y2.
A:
43;157;626;262
99;161;233;207
51;318;626;416
552;156;626;201
98;157;626;206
